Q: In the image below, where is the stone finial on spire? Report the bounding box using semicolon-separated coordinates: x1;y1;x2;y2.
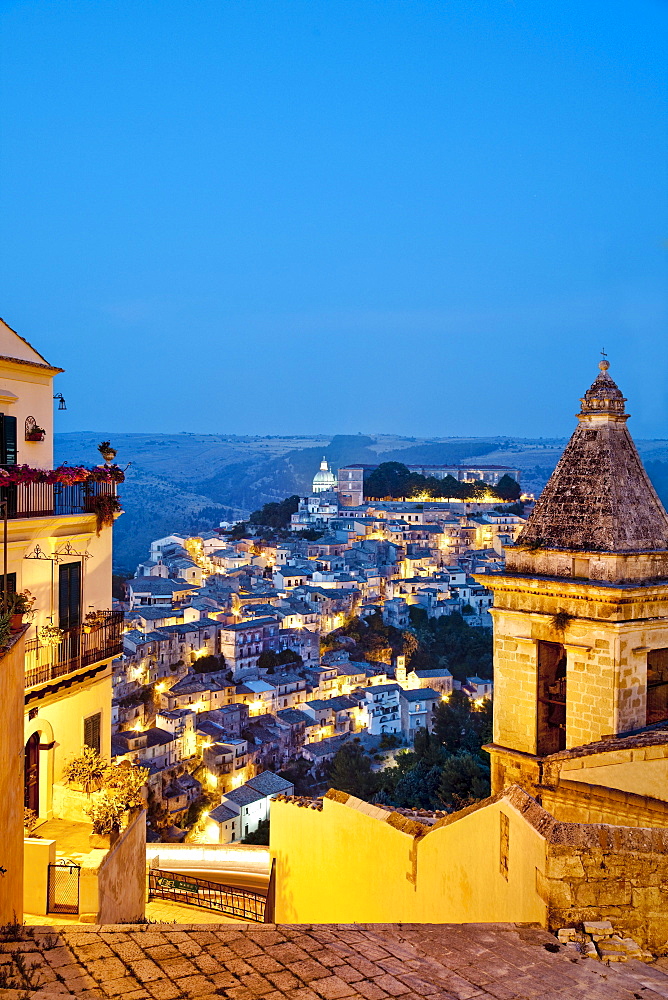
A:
599;347;610;373
578;353;627;421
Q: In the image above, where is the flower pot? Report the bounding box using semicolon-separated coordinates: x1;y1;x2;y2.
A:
10;613;24;632
26;432;45;442
89;829;119;849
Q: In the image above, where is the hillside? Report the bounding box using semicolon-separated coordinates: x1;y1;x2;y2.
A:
54;432;668;572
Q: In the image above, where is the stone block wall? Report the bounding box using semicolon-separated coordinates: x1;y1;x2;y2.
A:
542;826;668;953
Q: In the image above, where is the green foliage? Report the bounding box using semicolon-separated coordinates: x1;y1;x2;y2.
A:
249;495;300;529
24;808;38;835
438;752;490;809
85;791;123;834
192;653;225;674
432;691;492;754
393;759;444;809
62;747;108;795
279;758;317;796
324;611;414;663
277;647;303;666
363;462;521;502
494;474;522;501
328;740;378;800
378;732;401;749
228;521;249;539
242;818;270;844
104;761;149;810
407;610;492;681
258;650;279;670
298;529;324;541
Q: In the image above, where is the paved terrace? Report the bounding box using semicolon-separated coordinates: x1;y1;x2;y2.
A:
3;923;668;1000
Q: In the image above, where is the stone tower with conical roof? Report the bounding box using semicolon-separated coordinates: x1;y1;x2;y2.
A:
479;361;668;795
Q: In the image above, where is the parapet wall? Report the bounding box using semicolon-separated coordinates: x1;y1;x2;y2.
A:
271;786;668;949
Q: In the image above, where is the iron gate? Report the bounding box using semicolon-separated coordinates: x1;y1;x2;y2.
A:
149;868;266;921
47;861;81;914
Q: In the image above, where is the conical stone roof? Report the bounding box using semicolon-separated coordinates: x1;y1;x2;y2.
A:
516;361;668;553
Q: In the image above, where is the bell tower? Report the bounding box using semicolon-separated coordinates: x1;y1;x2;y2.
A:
479;360;668;795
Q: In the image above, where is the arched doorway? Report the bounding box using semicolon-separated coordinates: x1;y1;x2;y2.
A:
24;732;40;814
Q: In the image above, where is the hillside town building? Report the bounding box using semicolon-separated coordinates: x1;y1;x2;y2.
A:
268;361;668;953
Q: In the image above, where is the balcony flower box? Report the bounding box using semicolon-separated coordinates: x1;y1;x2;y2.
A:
25;429;45;442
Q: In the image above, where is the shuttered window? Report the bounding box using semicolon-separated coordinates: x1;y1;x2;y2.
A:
0;414;17;466
84;713;101;754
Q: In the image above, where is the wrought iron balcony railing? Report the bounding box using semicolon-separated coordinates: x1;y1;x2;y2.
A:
0;480;116;520
25;610;124;689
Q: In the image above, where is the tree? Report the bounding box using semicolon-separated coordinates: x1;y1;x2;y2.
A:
249;496;300;529
494;474;521;501
328;740;378;801
432;690;474;754
258;650;279;670
243;818;270;845
393;759;443;810
277;648;303;667
432;692;493;757
438;752;490;809
364;463;412;499
192;653;225;674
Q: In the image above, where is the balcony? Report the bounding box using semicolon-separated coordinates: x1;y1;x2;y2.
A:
0;480;116;520
25;610;124;689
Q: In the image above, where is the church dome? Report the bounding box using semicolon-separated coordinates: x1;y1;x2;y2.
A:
312;457;336;493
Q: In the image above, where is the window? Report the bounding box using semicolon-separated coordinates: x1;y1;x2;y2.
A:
647;649;668;724
0;414;17;466
84;713;101;754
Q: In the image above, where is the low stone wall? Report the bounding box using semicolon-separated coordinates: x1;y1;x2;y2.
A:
542;825;668;953
96;809;146;923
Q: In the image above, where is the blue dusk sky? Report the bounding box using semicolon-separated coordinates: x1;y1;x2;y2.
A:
1;0;667;439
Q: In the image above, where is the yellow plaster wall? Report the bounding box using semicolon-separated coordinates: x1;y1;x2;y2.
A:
23;837;56;915
0;353;57;469
96;809;146;923
0;632;27;923
271;795;547;925
30;667;113;794
557;746;668;803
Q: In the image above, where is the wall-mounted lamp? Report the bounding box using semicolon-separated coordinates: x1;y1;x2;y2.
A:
53;393;67;411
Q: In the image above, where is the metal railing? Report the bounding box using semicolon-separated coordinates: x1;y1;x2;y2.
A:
25;610;124;688
0;480;115;519
148;867;266;921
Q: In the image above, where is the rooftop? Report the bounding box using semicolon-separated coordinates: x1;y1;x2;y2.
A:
517;361;668;553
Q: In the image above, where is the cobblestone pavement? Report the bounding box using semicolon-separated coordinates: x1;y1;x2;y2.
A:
2;922;668;1000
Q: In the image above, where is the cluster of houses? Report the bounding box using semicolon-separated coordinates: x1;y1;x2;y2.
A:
111;462;518;842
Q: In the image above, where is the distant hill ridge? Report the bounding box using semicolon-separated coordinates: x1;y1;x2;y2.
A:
53;431;668;572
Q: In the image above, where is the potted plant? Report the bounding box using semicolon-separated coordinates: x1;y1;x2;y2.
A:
24;807;38;836
26;425;46;442
89;493;123;534
97;440;117;464
3;590;36;631
39;622;64;646
85;792;123;848
62;746;109;795
83;609;107;633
